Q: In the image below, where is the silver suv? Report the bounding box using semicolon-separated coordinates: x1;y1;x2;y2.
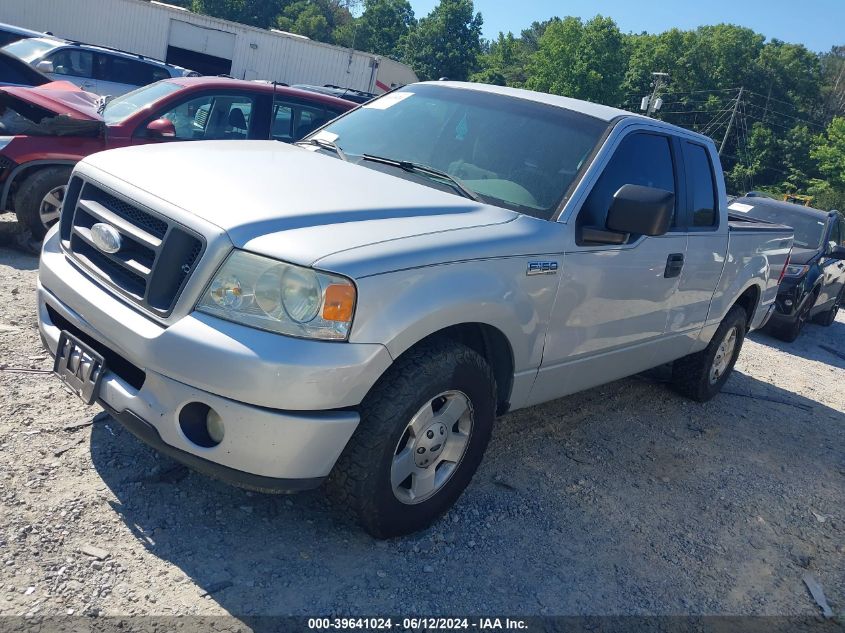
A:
2;37;197;96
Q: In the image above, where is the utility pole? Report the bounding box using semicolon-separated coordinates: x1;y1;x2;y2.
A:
720;87;743;156
641;72;669;116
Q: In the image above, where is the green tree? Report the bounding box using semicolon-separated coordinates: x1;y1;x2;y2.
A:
400;0;483;81
821;46;845;119
334;0;415;59
471;31;528;86
275;0;354;43
191;0;283;28
526;16;626;105
812;117;845;191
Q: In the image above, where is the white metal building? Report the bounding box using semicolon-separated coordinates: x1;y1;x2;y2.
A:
0;0;418;93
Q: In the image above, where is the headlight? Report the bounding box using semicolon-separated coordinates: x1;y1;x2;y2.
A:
197;250;356;340
0;137;13;152
783;264;810;277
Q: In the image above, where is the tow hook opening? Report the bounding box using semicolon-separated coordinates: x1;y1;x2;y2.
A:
178;402;224;448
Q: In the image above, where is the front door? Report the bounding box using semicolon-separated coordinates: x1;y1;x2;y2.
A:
818;218;845;308
529;130;688;406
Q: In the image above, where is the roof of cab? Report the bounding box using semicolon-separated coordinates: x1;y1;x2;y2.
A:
431;81;714;144
166;76;356;109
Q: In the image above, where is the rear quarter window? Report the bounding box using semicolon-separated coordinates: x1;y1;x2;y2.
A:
685;142;718;228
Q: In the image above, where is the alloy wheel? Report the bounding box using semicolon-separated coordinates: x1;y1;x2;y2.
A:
390;390;474;505
709;326;738;385
39;184;67;231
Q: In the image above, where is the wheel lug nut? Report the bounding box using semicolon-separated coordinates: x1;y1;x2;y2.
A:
416;447;426;454
426;430;434;439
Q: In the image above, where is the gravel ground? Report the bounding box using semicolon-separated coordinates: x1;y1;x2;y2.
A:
0;226;843;619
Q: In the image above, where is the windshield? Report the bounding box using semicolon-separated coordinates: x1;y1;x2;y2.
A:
2;38;57;63
102;80;181;125
743;204;827;249
310;84;608;218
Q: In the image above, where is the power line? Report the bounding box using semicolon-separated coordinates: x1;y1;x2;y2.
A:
720;87;744;155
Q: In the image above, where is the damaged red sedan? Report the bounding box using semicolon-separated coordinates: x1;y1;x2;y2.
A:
0;76;354;237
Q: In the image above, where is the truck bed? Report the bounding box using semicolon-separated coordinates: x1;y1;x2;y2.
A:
728;212;792;233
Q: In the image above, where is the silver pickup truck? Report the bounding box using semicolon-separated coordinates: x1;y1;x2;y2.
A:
37;82;793;537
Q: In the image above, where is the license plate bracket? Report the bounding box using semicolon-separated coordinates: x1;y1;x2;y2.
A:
53;331;106;405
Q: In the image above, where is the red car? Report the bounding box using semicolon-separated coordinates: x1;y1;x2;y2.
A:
0;76;355;237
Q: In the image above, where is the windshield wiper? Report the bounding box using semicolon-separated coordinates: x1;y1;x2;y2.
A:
295;138;349;162
360;154;480;202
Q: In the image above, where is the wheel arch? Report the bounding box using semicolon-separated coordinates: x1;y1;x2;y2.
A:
733;283;761;328
389;322;516;416
1;160;77;210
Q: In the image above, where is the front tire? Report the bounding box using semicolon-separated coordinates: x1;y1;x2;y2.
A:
776;292;816;342
14;167;72;240
328;339;496;538
671;305;747;402
814;287;843;327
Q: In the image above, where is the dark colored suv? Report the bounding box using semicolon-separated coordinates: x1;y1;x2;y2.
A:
731;196;845;341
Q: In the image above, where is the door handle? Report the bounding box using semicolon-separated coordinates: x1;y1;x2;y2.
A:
664;253;684;278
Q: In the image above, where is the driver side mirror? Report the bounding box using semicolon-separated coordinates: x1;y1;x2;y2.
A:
35;60;54;73
581;184;675;245
829;244;845;260
145;118;176;139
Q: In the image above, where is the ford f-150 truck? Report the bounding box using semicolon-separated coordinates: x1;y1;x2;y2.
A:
37;82;793;537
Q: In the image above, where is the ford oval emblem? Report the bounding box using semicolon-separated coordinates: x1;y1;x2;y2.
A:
90;223;122;254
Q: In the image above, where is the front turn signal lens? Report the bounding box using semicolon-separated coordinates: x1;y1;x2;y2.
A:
323;284;356;322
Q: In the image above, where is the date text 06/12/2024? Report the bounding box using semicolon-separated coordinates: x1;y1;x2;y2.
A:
307;618;529;630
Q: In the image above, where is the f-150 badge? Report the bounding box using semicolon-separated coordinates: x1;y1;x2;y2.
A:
527;261;559;276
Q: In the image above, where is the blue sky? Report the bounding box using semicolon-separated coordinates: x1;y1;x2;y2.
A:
408;0;843;52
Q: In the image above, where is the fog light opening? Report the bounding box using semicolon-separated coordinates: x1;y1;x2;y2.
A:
178;402;223;448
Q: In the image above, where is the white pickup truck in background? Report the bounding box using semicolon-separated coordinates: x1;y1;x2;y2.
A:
37;82;793;537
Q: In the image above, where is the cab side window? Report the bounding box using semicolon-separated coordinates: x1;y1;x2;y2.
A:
97;53;163;87
685;142;718;228
47;48;94;78
271;102;332;142
154;94;257;140
578;132;676;233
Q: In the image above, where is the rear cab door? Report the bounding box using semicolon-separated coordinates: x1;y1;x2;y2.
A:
665;139;729;347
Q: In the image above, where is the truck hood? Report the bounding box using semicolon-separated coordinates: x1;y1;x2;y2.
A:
83;140;518;268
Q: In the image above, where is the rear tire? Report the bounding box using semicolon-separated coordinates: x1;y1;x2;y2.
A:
813;287;843;327
328;339;496;538
14;167;72;240
671;305;747;402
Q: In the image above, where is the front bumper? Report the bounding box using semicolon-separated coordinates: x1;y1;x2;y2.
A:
37;229;394;484
102;405;323;492
767;279;810;325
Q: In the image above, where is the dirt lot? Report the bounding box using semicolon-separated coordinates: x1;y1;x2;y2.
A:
0;232;843;620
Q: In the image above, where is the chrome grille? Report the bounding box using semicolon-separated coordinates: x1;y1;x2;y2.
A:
61;180;204;317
